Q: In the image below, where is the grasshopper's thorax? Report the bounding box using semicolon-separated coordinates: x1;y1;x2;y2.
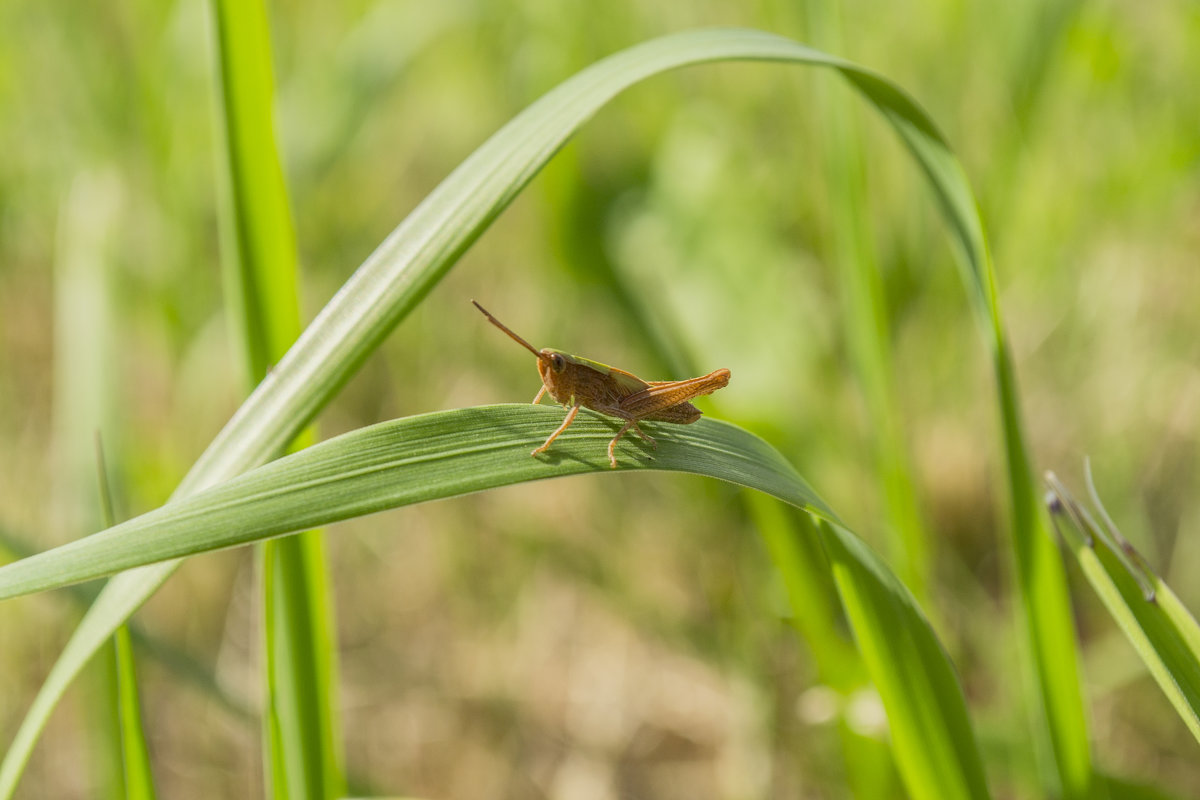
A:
537;348;629;410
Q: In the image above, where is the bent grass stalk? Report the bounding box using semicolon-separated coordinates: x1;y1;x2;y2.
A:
1;28;1073;799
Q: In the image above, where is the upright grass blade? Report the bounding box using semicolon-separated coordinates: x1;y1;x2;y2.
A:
112;626;155;800
804;5;1075;793
210;0;344;796
211;0;300;380
834;78;1093;800
98;440;157;800
842;47;1096;797
1046;473;1200;744
949;7;1096;791
260;536;342;800
1;28;1070;796
51;172;144;797
995;349;1093;797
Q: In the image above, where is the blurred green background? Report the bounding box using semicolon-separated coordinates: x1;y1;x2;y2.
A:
2;0;1199;797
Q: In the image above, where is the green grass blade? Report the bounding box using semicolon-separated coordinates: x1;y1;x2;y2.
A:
831;71;1092;796
211;0;344;795
841;49;1095;799
0;405;992;797
113;626;156;800
0;408;835;596
211;0;300;383
51;174;152;797
98;440;156;800
823;520;991;799
1047;475;1200;743
749;497;902;797
1079;552;1200;743
833;88;1089;798
261;533;343;800
2;28;1045;795
996;352;1093;797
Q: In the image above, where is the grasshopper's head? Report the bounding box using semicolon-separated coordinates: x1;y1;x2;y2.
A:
536;349;569;379
535;348;575;400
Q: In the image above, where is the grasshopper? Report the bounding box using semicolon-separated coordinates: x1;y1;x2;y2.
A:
472;300;731;468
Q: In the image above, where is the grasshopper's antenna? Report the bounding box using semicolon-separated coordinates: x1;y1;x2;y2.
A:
472;300;546;360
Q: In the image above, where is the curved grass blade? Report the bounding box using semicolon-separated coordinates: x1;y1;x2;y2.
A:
822;520;991;798
2;406;993;797
2;27;1067;796
748;496;902;797
1046;473;1200;743
0;408;835;597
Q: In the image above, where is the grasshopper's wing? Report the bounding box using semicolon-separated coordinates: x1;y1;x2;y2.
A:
620;370;731;422
562;353;649;397
606;365;652;396
620;383;704;420
640;381;699;422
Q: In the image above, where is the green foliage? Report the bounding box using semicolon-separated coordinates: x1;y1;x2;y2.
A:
113;626;156;800
2;4;1198;798
823;523;990;798
1048;473;1200;745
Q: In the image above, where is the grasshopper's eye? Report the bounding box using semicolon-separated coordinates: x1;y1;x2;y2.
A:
550;353;566;373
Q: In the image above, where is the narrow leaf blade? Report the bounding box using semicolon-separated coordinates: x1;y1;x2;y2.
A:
0;407;836;597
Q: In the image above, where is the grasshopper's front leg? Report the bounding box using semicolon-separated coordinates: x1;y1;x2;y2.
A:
532;403;579;458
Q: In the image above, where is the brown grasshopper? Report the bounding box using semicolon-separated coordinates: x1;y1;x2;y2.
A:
473;300;731;468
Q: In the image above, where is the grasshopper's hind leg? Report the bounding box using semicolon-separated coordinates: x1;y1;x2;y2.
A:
631;420;656;449
607;417;655;469
607;420;633;469
532;404;579;458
